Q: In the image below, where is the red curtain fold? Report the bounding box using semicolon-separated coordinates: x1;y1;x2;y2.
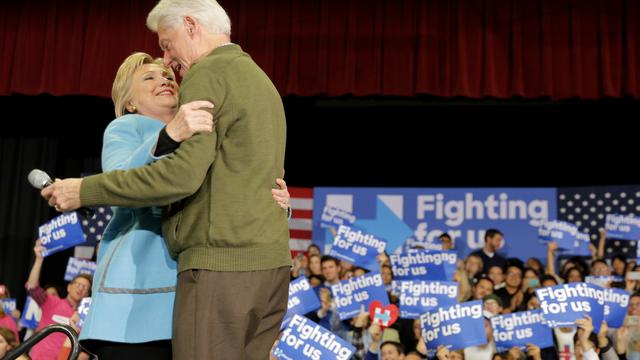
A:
0;0;638;99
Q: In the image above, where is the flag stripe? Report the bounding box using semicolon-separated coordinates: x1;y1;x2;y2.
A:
289;187;314;198
288;187;313;257
290;229;312;239
290;198;313;210
291;209;313;219
290;238;312;251
289;218;312;231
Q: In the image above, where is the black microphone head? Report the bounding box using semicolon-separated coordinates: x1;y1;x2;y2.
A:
28;169;53;189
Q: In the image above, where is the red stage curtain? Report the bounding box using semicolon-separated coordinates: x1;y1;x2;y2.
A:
0;0;638;99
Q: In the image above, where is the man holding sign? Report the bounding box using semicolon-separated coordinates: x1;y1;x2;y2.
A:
25;240;92;359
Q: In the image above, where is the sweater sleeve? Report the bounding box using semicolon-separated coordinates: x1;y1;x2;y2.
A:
80;68;226;208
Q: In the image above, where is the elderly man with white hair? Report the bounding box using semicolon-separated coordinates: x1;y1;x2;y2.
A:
42;0;291;358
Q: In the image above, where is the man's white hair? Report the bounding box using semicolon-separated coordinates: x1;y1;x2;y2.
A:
146;0;231;35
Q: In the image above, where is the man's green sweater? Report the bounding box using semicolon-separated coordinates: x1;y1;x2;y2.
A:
81;44;291;273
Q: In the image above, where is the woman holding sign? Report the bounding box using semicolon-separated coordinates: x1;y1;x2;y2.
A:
76;52;290;359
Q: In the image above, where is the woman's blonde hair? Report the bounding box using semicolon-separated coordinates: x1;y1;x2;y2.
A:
112;52;174;118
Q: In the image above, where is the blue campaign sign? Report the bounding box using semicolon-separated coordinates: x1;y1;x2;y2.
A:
320;206;356;229
606;214;640;241
38;212;86;257
312;188;556;262
536;283;605;333
420;300;487;356
328;225;386;270
19;296;42;329
0;298;16;314
570;232;592;257
64;257;97;281
491;309;554;352
604;288;630;328
273;314;355;360
397;280;458;319
286;278;321;317
390;250;456;281
538;220;578;249
331;272;389;320
77;297;91;329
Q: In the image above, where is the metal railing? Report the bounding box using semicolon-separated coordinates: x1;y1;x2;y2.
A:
4;324;79;360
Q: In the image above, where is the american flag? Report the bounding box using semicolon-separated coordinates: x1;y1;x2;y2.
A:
76;206;113;259
557;185;640;259
288;187;314;257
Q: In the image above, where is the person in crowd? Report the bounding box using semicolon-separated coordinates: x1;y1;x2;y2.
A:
291;253;309;279
612;255;627;277
0;290;18;342
526;257;544;275
26;240;92;360
466;254;485;283
471;229;506;274
483;294;504;317
0;327;30;360
591;259;611;277
308;254;323;276
440;233;454;251
488;265;505;290
495;264;523;313
0;285;21;321
454;263;473;302
308;244;322;257
472;276;495;301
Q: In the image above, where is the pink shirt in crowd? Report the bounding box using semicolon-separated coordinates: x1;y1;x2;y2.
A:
27;286;75;360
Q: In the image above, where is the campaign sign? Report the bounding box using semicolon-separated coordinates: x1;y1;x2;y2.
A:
19;296;42;329
64;257;97;281
38;212;86;257
272;314;355;360
398;280;458;319
606;214;640;241
320;206;356;229
538;220;578;250
312;188;556;262
286;278;321;317
569;232;592;257
420;300;487;357
390;250;456;281
536;283;605;333
329;225;386;270
77;297;91;329
491;309;554;352
0;298;16;314
604;288;630;328
331;272;389;320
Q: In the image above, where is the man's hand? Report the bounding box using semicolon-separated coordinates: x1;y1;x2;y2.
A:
41;178;83;212
272;178;290;210
166;101;214;142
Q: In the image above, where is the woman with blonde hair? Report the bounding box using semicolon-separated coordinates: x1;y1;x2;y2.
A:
78;52;290;359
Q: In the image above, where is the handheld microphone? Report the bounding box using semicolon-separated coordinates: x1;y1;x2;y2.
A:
28;169;95;219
